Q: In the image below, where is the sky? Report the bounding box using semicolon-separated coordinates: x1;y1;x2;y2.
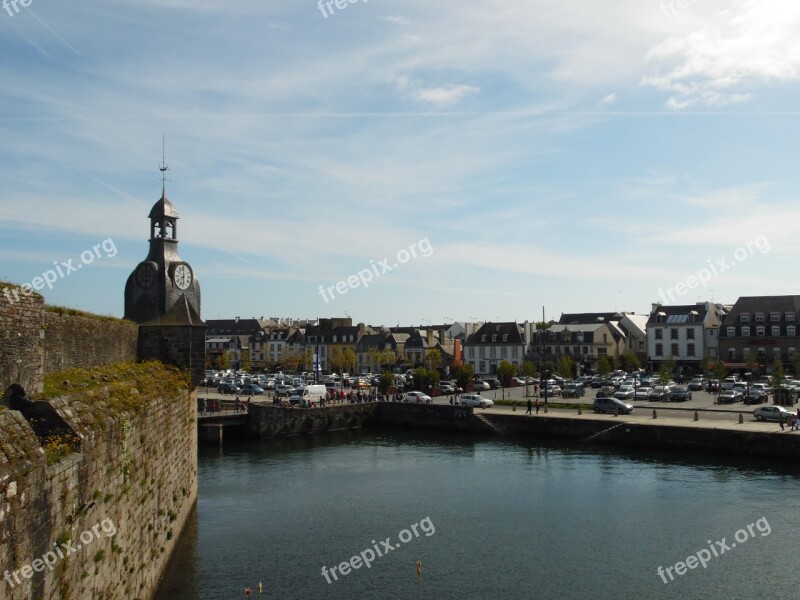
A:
1;0;800;327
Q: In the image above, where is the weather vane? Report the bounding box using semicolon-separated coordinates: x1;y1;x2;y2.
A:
159;134;171;196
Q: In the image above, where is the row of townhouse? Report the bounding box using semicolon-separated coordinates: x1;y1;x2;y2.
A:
205;317;469;375
205;296;800;378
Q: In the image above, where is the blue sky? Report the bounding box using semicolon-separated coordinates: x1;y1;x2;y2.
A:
1;0;799;326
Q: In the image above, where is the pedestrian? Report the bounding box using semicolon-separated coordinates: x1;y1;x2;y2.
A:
526;398;532;415
247;396;251;412
792;414;797;432
535;397;540;414
244;585;252;597
234;395;241;413
780;414;785;430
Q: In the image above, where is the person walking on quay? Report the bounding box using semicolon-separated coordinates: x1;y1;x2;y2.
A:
526;398;532;415
535;397;540;414
234;396;242;413
780;413;785;430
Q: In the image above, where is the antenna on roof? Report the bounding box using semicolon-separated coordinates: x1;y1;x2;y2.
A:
159;134;171;197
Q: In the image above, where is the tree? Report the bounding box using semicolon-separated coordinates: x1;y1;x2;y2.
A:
426;348;443;371
521;360;538;379
453;364;474;392
281;350;305;373
597;355;611;376
216;351;230;371
378;371;395;393
772;358;786;388
745;349;759;376
659;357;676;384
620;351;641;373
330;347;356;375
713;362;727;400
413;367;439;392
700;352;711;375
497;360;516;386
240;349;252;373
205;353;212;369
558;356;574;380
793;351;800;378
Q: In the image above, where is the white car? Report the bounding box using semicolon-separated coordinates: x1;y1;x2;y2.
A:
634;387;652;401
403;391;432;404
473;381;490;391
614;386;635;400
458;394;493;408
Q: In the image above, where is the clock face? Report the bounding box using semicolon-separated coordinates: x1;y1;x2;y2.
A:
173;263;193;290
135;263;156;289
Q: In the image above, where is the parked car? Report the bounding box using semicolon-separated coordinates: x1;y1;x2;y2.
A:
744;389;767;405
404;391;432;404
240;383;264;395
593;397;634;415
754;405;795;422
614;385;635;400
648;386;671;401
217;382;241;394
751;383;772;395
440;383;455;394
512;377;527;386
718;389;743;404
485;378;502;389
562;383;586;398
539;385;561;397
596;386;616;399
275;384;295;397
721;377;739;390
458;394;493;408
706;379;720;392
670;386;692;402
634;386;652;401
472;380;490;391
688;377;706;391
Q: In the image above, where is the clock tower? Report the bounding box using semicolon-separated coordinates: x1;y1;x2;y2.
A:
124;161;206;386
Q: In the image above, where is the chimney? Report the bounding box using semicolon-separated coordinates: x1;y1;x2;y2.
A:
427;329;434;347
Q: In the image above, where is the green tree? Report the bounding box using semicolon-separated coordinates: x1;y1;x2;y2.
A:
240;349;252;373
413;367;440;392
205;353;212;369
745;349;759;376
497;360;516;386
216;351;230;371
659;357;676;385
597;355;611;376
772;358;786;388
558;356;574;380
620;351;641;373
793;352;800;378
426;348;443;371
521;360;538;378
453;364;474;392
378;371;395;393
700;352;710;375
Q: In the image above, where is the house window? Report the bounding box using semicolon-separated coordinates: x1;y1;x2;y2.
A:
687;344;695;356
492;335;497;342
655;329;663;340
728;347;736;360
655;344;663;357
771;326;781;337
687;329;695;340
788;326;796;337
490;347;496;358
598;347;607;355
468;347;475;358
786;312;795;321
773;347;782;358
481;335;486;342
741;326;750;336
790;347;797;355
756;326;765;336
770;312;780;322
671;343;679;356
480;361;486;373
755;312;765;323
740;313;750;323
727;327;736;337
583;346;589;354
670;329;679;340
479;347;485;358
501;347;507;358
512;347;519;357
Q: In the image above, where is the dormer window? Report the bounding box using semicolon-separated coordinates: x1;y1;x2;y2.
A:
755;312;765;323
786;312;795;322
740;313;750;323
770;312;780;322
727;327;736;337
481;334;486;342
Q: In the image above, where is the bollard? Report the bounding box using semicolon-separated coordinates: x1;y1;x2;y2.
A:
578;406;582;415
614;408;619;417
738;413;743;424
694;411;699;421
512;402;517;412
652;409;657;419
544;405;548;414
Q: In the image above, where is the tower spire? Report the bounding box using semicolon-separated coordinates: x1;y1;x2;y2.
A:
159;134;170;197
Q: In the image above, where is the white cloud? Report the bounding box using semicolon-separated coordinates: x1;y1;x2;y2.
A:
600;92;618;106
382;15;409;26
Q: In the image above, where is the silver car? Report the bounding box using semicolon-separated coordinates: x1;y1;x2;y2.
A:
753;405;795;422
458;394;493;408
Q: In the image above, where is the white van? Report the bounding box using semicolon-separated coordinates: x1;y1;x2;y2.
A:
291;384;328;406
